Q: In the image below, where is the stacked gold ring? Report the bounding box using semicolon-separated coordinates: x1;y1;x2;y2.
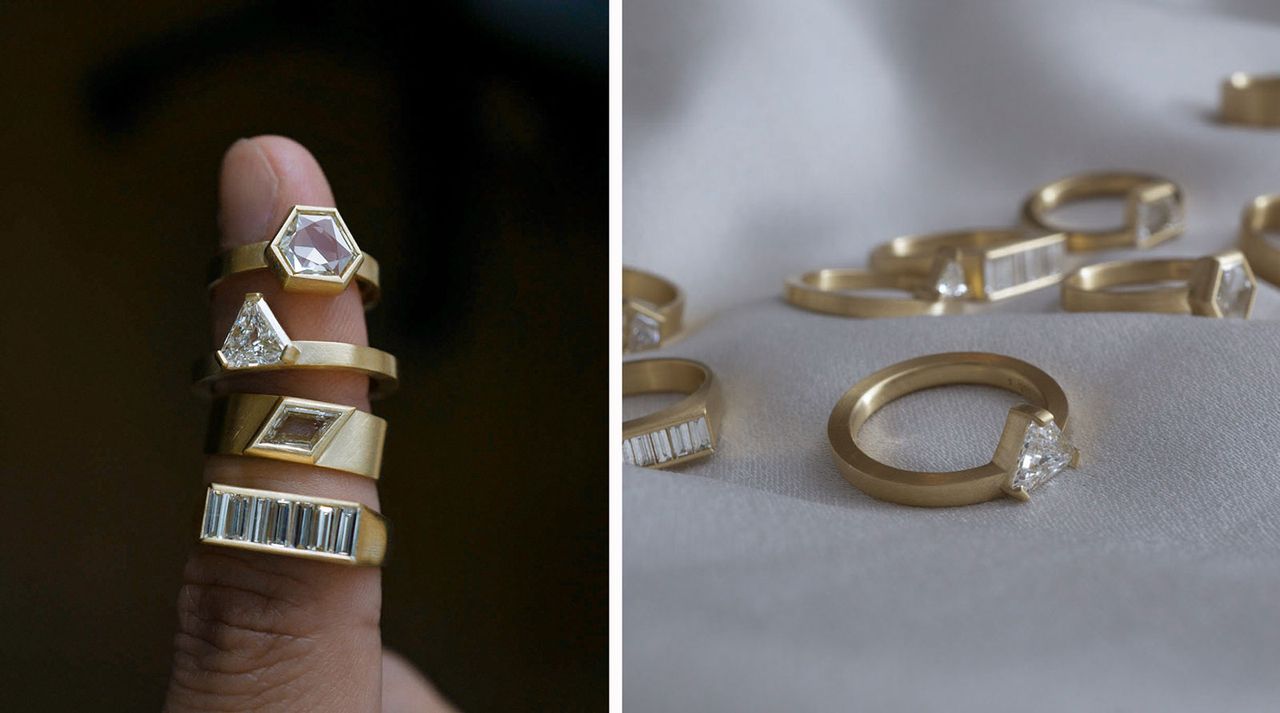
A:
1023;172;1184;251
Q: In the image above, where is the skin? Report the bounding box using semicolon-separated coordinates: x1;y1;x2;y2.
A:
164;136;455;713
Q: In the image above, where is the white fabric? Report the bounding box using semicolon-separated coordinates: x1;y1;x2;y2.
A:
623;1;1280;710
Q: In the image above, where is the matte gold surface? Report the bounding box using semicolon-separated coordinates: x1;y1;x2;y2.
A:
193;340;400;398
622;266;685;352
1022;171;1184;251
211;239;382;307
1240;193;1280;288
870;229;1069;301
1220;73;1280;127
783;268;969;317
827;352;1078;507
623;358;722;468
1061;250;1255;318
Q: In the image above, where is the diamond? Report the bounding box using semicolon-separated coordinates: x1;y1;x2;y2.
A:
669;423;692;457
689;417;712;451
625;307;661;352
984;255;1015;294
276;211;358;277
1010;421;1073;493
1215;263;1254;318
268;499;293;546
315;506;335;552
258;404;344;454
218;294;290;368
203;491;224;538
1135;194;1181;243
335;509;357;555
622;439;635;465
225;495;250;540
293;503;317;550
652;430;673;463
630;435;655;466
935;259;969;299
251;498;271;543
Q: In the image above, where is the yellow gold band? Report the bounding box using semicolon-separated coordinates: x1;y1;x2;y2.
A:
1240;194;1280;289
211;242;382;308
1061;250;1255;318
784;268;967;317
623;267;685;353
827;352;1079;507
869;229;1068;301
193;340;400;399
1022;172;1184;251
1220;73;1280;127
623;358;722;468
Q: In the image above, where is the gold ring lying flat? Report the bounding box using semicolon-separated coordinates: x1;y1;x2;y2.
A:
209;205;381;308
623;358;722;469
623;267;684;353
1221;73;1280;127
870;229;1069;301
827;352;1080;507
783;269;970;317
1061;250;1255;318
1023;172;1184;251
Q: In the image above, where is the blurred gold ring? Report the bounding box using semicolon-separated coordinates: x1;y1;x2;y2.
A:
827;352;1080;507
1061;250;1255;318
201;483;387;566
623;267;684;353
1240;193;1280;289
1022;172;1184;251
784;268;968;317
209;394;386;480
870;229;1068;301
1220;73;1280;127
623;358;721;469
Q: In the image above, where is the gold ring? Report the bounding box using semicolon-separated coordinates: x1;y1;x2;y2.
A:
208;394;386;480
623;267;684;353
1239;193;1280;289
827;352;1080;507
193;293;399;398
201;483;387;566
1022;172;1184;251
623;358;721;468
209;205;381;307
1061;250;1255;318
783;269;969;317
870;229;1068;301
1220;73;1280;127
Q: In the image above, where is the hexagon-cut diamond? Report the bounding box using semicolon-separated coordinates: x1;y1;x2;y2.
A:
625;308;661;352
278;212;358;277
935;259;969;299
1010;421;1073;493
1215;263;1254;318
219;294;290;368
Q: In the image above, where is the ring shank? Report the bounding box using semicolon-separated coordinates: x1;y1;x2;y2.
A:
1023;172;1173;251
784;269;963;318
870;229;1027;275
209;242;383;308
1241;194;1280;287
1061;258;1193;313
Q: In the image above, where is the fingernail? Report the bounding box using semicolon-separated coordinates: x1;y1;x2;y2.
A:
217;138;280;248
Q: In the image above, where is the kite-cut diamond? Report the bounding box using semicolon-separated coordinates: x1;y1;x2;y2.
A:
935;259;969;299
258;404;344;454
1010;421;1073;493
1135;194;1181;244
1215;263;1254;318
218;294;290;368
277;211;359;277
625;307;661;352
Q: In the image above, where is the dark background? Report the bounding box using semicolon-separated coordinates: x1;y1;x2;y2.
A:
0;1;606;710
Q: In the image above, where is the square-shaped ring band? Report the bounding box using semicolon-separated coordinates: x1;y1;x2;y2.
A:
192;293;399;399
623;267;685;353
827;352;1080;507
1060;250;1255;319
623;358;723;469
1239;193;1280;289
1220;73;1280;127
869;229;1069;301
208;205;381;308
200;483;388;566
1022;172;1184;251
208;394;387;480
783;269;970;318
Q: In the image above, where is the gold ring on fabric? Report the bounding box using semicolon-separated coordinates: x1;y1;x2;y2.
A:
1239;193;1280;289
201;483;387;566
623;267;685;353
193;293;399;398
827;352;1079;507
623;358;722;469
209;205;381;308
208;394;387;480
1220;73;1280;127
870;229;1069;301
1022;172;1184;251
1060;250;1255;318
783;269;969;317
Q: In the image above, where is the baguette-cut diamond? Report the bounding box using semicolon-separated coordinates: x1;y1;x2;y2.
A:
293;503;317;550
225;495;250;540
630;435;654;466
315;506;335;552
1010;421;1073;493
984;255;1015;294
669;422;692;457
251;498;272;543
651;429;673;463
218;294;290;368
203;491;224;538
269;499;293;546
935;260;969;299
622;439;635;465
690;417;712;451
1215;263;1254;318
277;212;359;277
335;509;357;555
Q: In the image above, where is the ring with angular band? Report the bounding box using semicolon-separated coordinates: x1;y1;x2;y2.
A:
623;267;684;353
200;483;388;566
827;352;1080;507
869;229;1069;301
783;268;969;317
1022;172;1185;251
193;293;399;398
209;205;382;308
208;394;387;480
1240;194;1280;289
1060;250;1255;319
1220;73;1280;127
623;358;722;469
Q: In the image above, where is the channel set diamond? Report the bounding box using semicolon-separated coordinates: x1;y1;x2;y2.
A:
1009;421;1073;494
202;488;359;557
623;416;713;467
982;241;1066;296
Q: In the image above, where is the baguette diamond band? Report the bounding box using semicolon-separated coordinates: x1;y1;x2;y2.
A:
623;358;723;469
870;229;1069;301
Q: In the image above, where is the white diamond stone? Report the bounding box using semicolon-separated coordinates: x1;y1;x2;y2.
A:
669;423;692;457
1135;195;1180;243
257;404;343;454
315;506;335;552
335;509;357;555
689;417;712;451
625;309;661;352
276;211;359;277
935;259;969;299
984;255;1015;294
652;430;673;463
218;294;290;368
1010;421;1073;493
622;439;635;465
630;435;655;466
203;491;224;538
251;498;271;543
1215;263;1254;318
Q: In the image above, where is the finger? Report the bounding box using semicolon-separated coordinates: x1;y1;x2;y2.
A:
165;136;384;712
381;650;458;713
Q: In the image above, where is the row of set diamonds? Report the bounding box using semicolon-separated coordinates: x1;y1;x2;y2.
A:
623;416;712;467
202;488;358;556
983;241;1066;294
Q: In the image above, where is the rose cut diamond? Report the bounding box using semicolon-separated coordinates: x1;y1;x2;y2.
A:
218;294;290;368
277;211;359;278
1010;421;1073;493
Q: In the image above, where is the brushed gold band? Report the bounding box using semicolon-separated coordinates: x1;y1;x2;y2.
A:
201;483;388;566
870;229;1069;301
211;241;382;308
827;352;1079;507
1061;250;1255;318
1023;172;1184;251
783;268;968;318
208;394;387;480
622;267;685;353
1240;193;1280;289
193;341;400;399
622;358;722;469
1220;73;1280;127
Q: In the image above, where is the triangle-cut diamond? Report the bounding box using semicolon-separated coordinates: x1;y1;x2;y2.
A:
1010;421;1073;493
935;260;969;299
218;294;290;368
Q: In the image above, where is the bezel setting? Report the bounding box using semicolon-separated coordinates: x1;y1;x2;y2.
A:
265;205;365;294
922;233;1068;302
1188;250;1256;319
994;404;1080;501
623;299;665;353
244;396;357;464
1127;182;1184;249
